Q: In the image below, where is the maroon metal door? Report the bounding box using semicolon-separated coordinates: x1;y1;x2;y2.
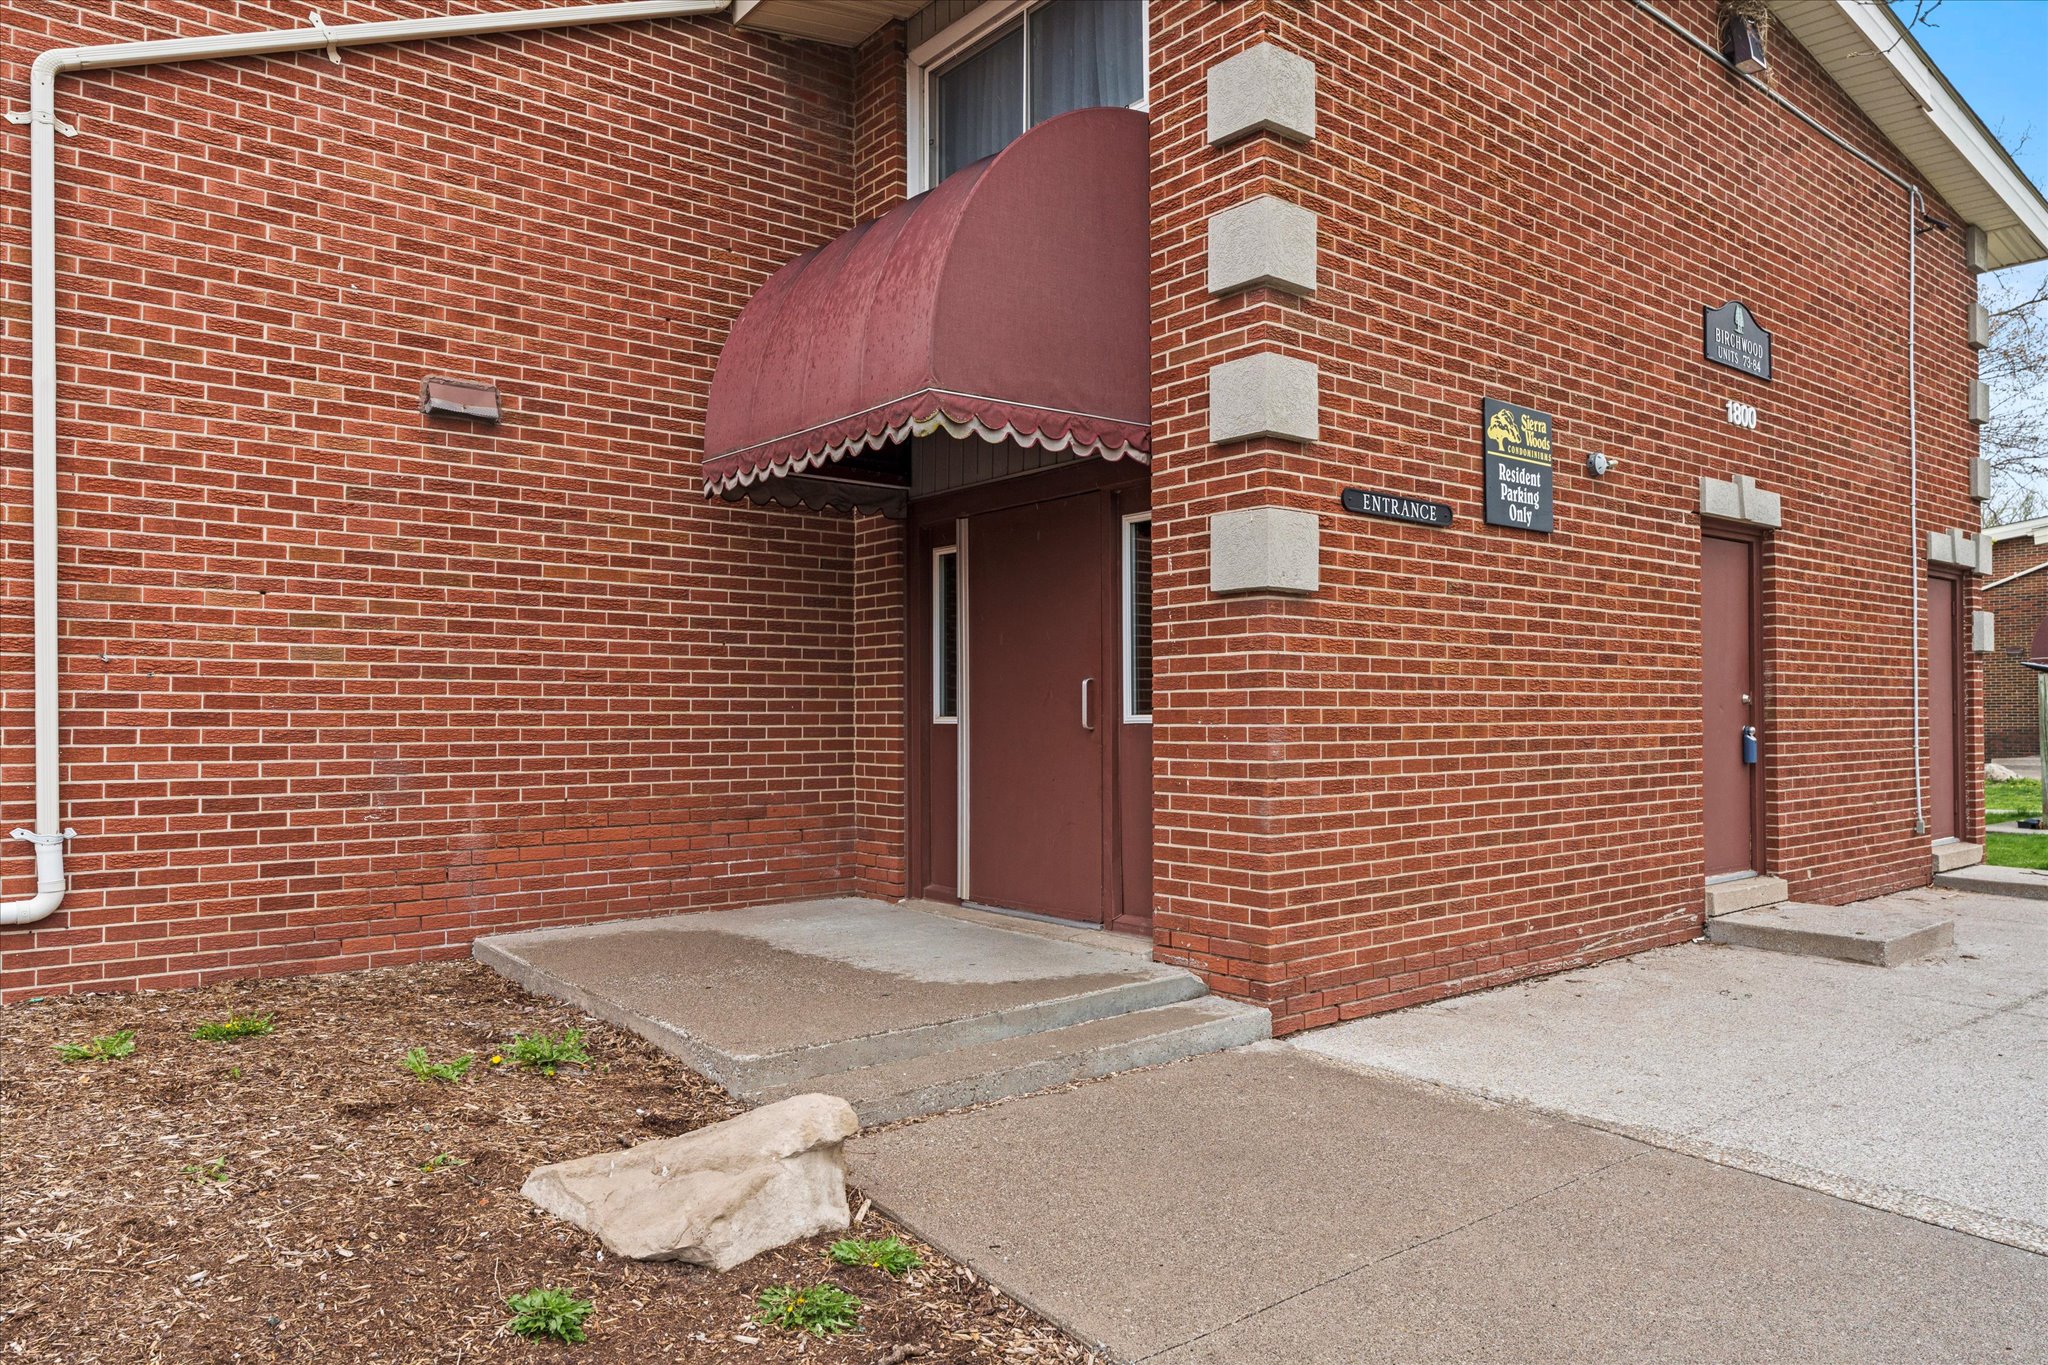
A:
1702;533;1760;876
966;494;1109;920
1928;574;1963;840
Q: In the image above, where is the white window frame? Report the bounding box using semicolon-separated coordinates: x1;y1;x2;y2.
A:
933;544;961;723
1121;511;1152;724
904;0;1150;196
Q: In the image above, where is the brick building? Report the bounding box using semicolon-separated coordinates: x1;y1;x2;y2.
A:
2;0;2043;1033
1983;517;2048;759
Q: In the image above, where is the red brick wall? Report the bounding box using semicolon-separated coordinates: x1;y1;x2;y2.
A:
0;3;863;1000
1986;547;2048;757
1146;0;1984;1032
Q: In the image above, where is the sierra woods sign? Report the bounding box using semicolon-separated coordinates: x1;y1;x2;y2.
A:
1482;398;1554;533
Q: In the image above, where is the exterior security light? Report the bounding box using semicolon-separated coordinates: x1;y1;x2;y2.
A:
420;376;502;422
1723;16;1768;75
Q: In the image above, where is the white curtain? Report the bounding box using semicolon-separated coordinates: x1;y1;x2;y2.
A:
1029;0;1144;124
934;25;1023;181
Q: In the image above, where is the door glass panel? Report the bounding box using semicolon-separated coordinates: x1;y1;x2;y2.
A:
1029;0;1145;124
933;25;1024;181
1124;518;1152;720
935;549;960;720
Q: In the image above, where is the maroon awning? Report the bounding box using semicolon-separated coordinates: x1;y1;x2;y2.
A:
702;107;1150;506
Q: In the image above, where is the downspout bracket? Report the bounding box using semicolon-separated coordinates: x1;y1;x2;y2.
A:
5;110;78;136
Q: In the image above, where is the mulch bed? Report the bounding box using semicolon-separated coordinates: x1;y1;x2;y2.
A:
0;962;1101;1364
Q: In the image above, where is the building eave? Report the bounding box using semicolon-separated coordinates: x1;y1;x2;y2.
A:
730;0;925;46
1766;0;2048;270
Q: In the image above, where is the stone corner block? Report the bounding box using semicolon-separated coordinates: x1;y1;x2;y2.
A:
1928;527;1991;574
1969;301;1991;349
1966;223;1990;273
1970;379;1992;425
1209;353;1319;445
1209;505;1320;596
1206;41;1316;146
1971;456;1991;502
1208;195;1318;297
522;1092;856;1271
1975;609;1996;654
1699;473;1781;530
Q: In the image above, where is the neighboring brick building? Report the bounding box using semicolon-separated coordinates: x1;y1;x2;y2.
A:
1983;517;2048;758
2;0;2043;1033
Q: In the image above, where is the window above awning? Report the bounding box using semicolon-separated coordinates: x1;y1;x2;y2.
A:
702;106;1150;513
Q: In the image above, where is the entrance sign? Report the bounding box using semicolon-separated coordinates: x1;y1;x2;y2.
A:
1481;398;1554;534
1341;487;1453;527
1703;301;1772;381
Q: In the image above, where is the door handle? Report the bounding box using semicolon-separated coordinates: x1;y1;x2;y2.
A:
1742;725;1759;766
1082;677;1095;732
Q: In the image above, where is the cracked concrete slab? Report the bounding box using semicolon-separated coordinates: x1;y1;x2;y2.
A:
851;1048;2048;1364
1298;888;2048;1252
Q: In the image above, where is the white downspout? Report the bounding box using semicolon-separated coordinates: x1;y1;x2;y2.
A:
3;0;729;926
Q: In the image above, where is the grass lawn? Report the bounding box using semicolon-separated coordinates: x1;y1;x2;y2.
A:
0;963;1096;1363
1986;777;2042;823
1987;832;2048;869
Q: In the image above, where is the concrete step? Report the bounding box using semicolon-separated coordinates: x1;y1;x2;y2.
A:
751;995;1272;1125
1706;900;1954;966
473;898;1212;1096
1704;874;1789;918
1932;841;1985;873
1934;863;2048;900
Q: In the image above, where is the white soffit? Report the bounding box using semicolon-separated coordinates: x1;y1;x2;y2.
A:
1768;0;2048;269
731;0;925;46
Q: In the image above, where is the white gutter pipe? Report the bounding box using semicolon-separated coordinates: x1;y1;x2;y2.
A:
4;0;728;926
1628;0;1931;836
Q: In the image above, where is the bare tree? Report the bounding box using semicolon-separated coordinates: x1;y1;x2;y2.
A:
1980;267;2048;525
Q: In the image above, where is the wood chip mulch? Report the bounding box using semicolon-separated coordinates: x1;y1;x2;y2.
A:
0;962;1104;1364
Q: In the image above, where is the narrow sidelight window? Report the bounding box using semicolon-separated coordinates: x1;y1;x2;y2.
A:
934;548;961;721
926;0;1146;186
1123;515;1151;722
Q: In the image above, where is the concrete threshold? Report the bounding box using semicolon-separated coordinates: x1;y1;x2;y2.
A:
1706;900;1954;966
1932;840;1985;873
1704;873;1789;917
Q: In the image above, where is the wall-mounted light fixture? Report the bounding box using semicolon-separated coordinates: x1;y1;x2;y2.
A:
1721;14;1768;74
420;375;502;422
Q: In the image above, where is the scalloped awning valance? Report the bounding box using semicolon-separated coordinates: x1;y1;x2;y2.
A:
702;106;1150;513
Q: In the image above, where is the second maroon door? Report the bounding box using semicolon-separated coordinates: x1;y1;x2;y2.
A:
1702;532;1762;877
1928;574;1963;840
965;493;1110;920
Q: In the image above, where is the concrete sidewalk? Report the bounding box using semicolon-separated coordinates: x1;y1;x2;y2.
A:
850;1047;2048;1363
1298;886;2048;1253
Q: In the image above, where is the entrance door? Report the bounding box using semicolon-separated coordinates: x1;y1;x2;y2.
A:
1702;532;1762;876
1928;573;1965;839
965;493;1111;920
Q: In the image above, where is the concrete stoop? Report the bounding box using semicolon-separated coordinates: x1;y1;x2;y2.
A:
1934;863;2048;900
1704;874;1789;918
751;995;1269;1125
474;897;1271;1124
1932;841;1985;874
1706;900;1954;966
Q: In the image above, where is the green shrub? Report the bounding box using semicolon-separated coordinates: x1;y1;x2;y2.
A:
191;1014;274;1042
756;1283;860;1337
829;1236;920;1276
56;1030;136;1063
504;1029;590;1077
401;1047;474;1083
505;1287;593;1344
